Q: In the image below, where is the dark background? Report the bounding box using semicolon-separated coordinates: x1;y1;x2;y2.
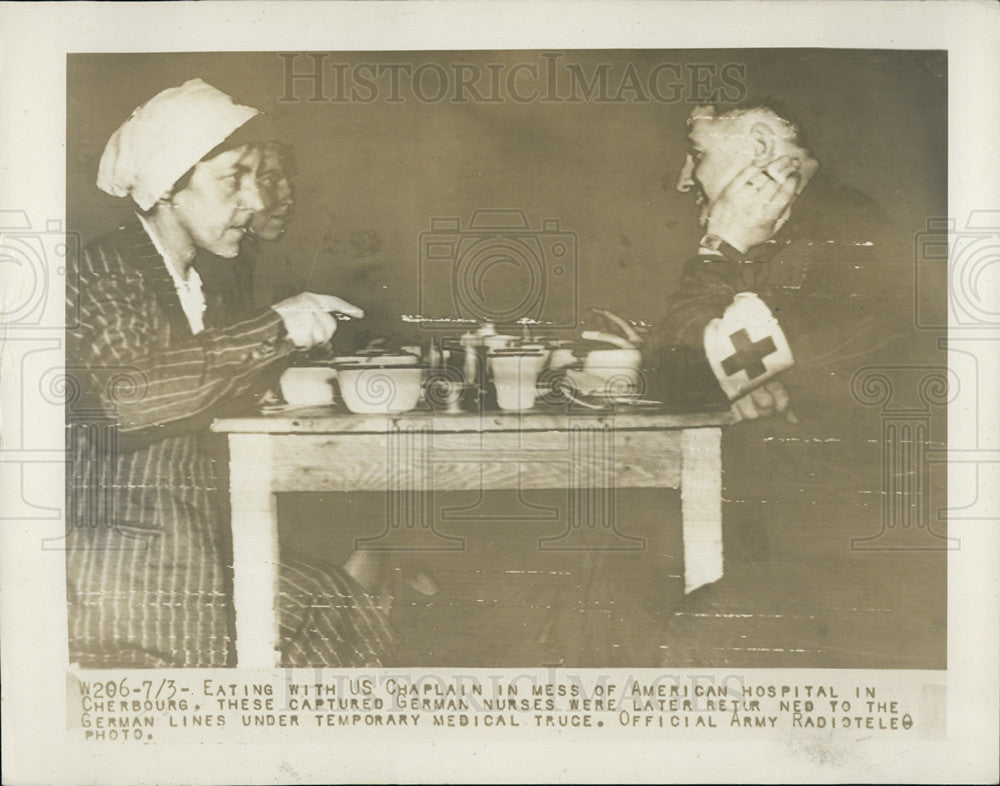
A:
68;49;946;335
68;50;948;668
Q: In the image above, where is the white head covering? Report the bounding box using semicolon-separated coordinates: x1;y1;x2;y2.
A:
97;78;261;211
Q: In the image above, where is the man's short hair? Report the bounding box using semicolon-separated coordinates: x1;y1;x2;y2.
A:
705;96;809;151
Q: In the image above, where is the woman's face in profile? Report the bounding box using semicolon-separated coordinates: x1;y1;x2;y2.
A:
249;145;295;241
169;144;264;258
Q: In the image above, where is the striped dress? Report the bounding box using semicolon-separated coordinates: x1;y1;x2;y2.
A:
66;221;398;668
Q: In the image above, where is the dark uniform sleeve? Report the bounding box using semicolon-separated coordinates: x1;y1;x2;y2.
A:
644;256;738;409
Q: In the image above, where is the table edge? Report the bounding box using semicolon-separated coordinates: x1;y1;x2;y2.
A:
211;410;735;434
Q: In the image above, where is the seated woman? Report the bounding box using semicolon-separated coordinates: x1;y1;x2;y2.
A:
66;78;398;668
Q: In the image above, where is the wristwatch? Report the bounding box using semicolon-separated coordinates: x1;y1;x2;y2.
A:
699;233;751;264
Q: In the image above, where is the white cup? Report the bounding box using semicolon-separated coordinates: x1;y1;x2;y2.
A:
489;353;547;411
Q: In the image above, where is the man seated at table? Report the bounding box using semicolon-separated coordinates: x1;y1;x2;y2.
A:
645;98;892;419
639;98;894;575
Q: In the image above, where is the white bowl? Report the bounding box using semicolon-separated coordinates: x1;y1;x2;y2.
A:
279;366;338;407
337;365;425;414
582;348;643;396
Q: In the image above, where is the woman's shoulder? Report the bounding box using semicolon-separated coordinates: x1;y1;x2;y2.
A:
78;221;152;280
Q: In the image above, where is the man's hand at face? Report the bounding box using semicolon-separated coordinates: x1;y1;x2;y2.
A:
706;156;801;253
730;379;798;424
271;292;365;350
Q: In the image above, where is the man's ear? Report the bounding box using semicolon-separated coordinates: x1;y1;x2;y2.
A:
749;122;777;164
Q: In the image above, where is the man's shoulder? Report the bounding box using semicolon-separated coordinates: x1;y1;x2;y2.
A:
794;172;888;241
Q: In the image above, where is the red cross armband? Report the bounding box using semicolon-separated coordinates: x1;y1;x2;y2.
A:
703;292;795;401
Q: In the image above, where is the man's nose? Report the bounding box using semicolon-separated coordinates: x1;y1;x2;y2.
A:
278;179;294;207
676;155;695;192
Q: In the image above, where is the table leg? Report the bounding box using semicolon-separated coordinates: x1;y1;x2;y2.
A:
680;427;724;593
228;434;281;667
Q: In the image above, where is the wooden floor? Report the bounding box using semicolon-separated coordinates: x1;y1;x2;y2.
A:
278;392;947;669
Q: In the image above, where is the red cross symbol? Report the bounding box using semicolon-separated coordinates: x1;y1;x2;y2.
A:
721;329;777;380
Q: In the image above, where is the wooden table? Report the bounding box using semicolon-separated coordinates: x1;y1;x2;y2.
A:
211;407;733;667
